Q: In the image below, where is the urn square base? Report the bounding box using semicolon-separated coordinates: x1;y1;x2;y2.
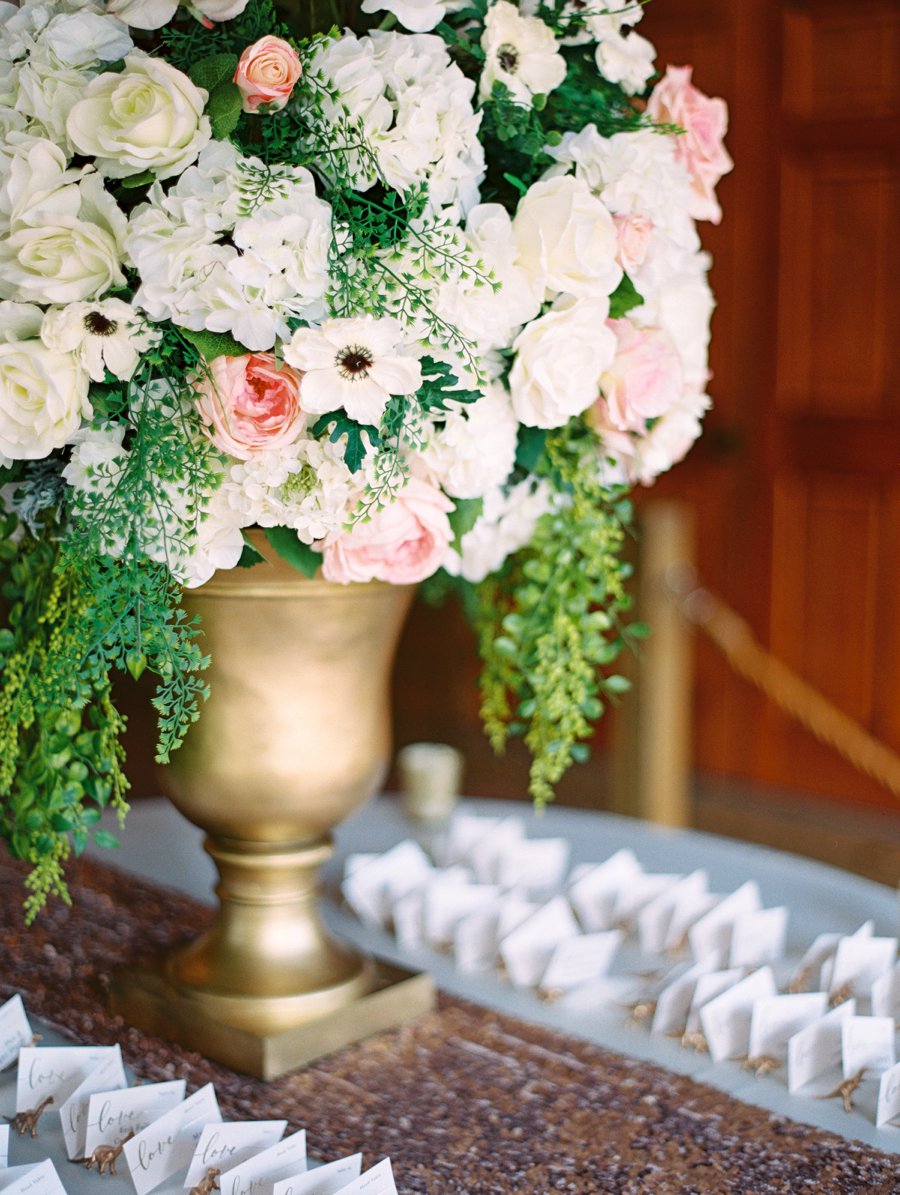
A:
109;960;436;1080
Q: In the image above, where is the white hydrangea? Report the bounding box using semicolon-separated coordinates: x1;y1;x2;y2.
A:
417;383;518;500
312;29;484;215
445;478;553;583
126;144;333;350
61;422;129;554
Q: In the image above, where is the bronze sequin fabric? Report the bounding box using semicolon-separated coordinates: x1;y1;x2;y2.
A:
1;850;898;1194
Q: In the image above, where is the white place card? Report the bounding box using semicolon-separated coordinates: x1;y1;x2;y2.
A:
787;1000;857;1094
496;837;570;896
424;880;500;949
185;1122;287;1188
0;1160;66;1195
84;1079;187;1156
0;995;33;1070
333;1159;397;1195
788;932;842;993
499;896;580;988
829;936;898;1002
540;930;622;993
699;966;776;1063
729;906;788;969
650;957;720;1036
0;1124;8;1169
663;892;718;955
820;920;876;991
496;896;540;939
612;873;680;927
568;850;641;932
123;1082;221;1195
876;1060;900;1128
439;813;503;865
392;888;426;949
341;842;432;929
272;1154;363;1195
16;1045;115;1112
468;817;526;883
218;1128;307;1195
453;906;502;974
638;871;708;956
841;1016;896;1079
747;992;828;1062
684;968;744;1035
688;882;761;962
871;962;900;1019
344;854;379;877
59;1044;127;1160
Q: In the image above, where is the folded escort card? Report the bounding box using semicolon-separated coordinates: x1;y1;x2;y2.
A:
271;1153;362;1195
215;1128;307;1195
0;1124;9;1169
184;1121;288;1188
876;1060;900;1128
84;1079;187;1158
123;1082;221;1195
15;1045;116;1114
0;996;34;1071
787;1000;857;1094
59;1043;127;1160
330;1158;397;1195
499;896;580;988
699;967;777;1063
0;1159;66;1195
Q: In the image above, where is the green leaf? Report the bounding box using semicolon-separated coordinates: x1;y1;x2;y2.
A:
125;648;147;681
608;272;644;319
263;527;321;579
237;538;265;569
189;53;239;94
417;357;480;413
448;497;483;550
179;328;248;362
603;674;631;694
207;80;243;140
121;170;155;190
92;830;121;851
515;425;548;473
310;411;378;474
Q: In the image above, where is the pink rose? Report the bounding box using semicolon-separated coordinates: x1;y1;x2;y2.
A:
613;213;653;274
322;478;454;586
647;65;733;224
195;353;305;459
234;36;302;114
595;319;683;432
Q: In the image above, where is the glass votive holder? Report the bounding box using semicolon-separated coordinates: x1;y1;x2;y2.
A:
397;742;463;824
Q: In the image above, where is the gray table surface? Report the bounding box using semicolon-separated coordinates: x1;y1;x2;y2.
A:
3;795;899;1191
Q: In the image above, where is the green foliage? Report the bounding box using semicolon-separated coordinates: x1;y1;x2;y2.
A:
474;425;638;806
609;272;645;319
311;411;380;474
179;328;248;361
188;53;239;93
208;81;244;140
263;527;322;578
417;357;481;414
448;497;483;549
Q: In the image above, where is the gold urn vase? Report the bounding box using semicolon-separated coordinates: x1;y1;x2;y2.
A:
109;544;434;1078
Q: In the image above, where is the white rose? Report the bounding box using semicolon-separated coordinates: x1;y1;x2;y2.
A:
513;174;622;301
509;297;616;428
41;12;133;67
66;55;210;181
479;1;566;105
0;338;91;459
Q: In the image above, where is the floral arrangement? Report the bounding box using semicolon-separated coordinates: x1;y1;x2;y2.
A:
0;0;731;915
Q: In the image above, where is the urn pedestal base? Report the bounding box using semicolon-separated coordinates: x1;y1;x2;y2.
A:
110;957;434;1081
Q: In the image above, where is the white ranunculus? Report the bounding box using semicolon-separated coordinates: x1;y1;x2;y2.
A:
479;1;566;105
0;338;90;459
67;55;210;181
513;174;622;302
594;31;655;95
509;297;617;428
41;298;160;382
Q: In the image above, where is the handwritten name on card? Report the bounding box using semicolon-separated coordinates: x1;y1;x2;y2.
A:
59;1045;127;1160
218;1128;307;1195
876;1060;900;1128
123;1082;221;1195
84;1080;187;1157
841;1016;896;1079
0;996;33;1071
0;1160;67;1195
332;1159;397;1195
272;1154;363;1195
15;1046;115;1113
184;1121;287;1189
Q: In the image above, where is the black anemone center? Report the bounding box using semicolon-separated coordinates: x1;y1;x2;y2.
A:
498;43;519;73
337;345;374;380
84;312;118;337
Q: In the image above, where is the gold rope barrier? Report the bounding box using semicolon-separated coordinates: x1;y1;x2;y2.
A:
665;565;900;802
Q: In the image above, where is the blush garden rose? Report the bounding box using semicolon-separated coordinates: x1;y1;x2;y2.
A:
234;36;302;113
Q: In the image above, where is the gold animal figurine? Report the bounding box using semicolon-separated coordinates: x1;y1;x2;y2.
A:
741;1054;782;1078
190;1167;221;1195
5;1094;54;1137
84;1129;135;1175
820;1067;867;1114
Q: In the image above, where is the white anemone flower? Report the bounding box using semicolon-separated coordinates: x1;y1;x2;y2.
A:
284;316;423;425
479;1;566;105
41;299;160;382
